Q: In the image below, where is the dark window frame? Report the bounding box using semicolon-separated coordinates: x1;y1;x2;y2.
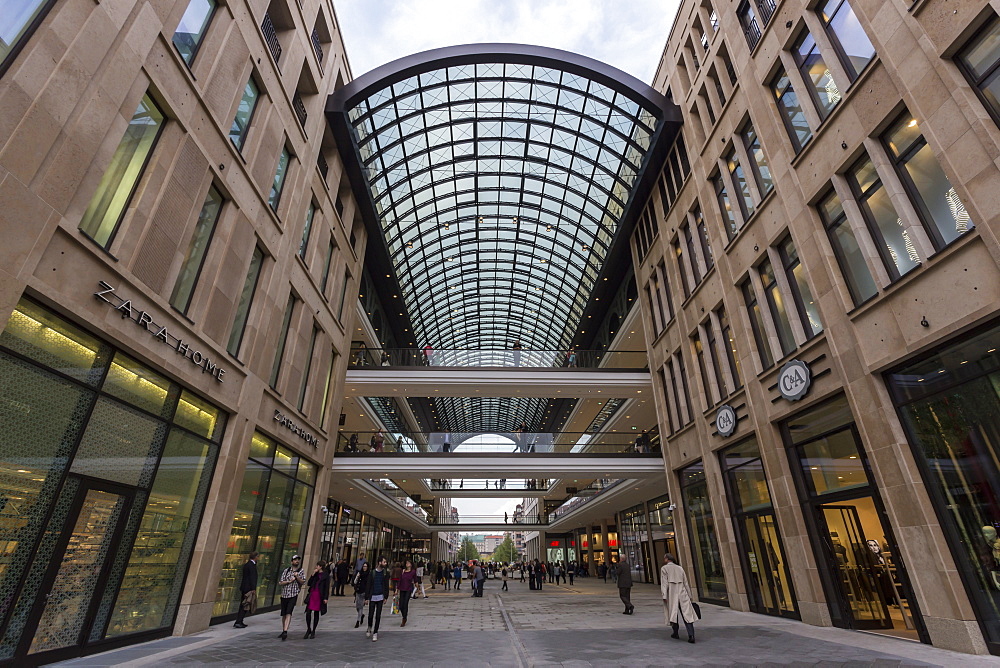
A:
230;76;262;151
955;16;1000;128
777;235;822;339
816;188;877;307
171;0;219;68
845;154;910;282
770;67;813;153
0;0;59;79
741;278;775;370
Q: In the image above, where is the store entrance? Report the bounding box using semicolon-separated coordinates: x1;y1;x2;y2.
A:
817;496;918;639
741;511;796;617
14;480;134;663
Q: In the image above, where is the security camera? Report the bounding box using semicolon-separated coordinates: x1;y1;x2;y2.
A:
320;506;329;513
667;503;677;512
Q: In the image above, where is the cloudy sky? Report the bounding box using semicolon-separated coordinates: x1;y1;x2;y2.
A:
333;0;682;84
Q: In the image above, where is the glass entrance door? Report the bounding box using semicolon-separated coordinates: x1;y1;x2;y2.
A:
818;497;917;636
18;483;133;659
741;512;796;616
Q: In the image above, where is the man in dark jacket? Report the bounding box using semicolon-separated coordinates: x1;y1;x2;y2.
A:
615;557;634;614
335;559;350;596
234;551;258;628
365;556;390;642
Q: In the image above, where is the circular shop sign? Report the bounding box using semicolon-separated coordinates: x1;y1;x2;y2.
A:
778;359;812;401
716;404;737;437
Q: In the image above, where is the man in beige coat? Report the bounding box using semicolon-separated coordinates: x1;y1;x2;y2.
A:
660;553;697;643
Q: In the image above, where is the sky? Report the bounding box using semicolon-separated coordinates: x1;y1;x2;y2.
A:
333;0;683;84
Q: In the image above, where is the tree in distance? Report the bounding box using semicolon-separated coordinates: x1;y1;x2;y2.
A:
492;533;518;563
456;536;480;562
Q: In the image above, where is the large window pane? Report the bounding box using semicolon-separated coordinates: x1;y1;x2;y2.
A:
817;190;877;306
171;0;216;65
759;259;796;356
727;149;754;219
884;114;973;248
680;463;728;603
848;157;920;279
820;0;876;79
170;185;223;313
794;31;842;119
269;293;296;388
269;147;290;211
230;78;260;149
742;280;774;370
741;122;773;194
227;245;264;356
779;237;823;338
0;0;53;71
213;462;268;616
79;94;165;248
771;69;812;152
299;202;315;259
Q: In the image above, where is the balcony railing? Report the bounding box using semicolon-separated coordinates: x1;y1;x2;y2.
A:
757;0;777;26
336;430;660;455
292;92;308;126
311;28;324;71
549;479;626;521
348;347;648;369
427;479;552;491
742;18;763;50
261;13;282;63
317;152;329;180
426;514;546;525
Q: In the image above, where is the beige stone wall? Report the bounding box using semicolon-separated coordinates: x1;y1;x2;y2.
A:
636;0;1000;654
0;0;364;636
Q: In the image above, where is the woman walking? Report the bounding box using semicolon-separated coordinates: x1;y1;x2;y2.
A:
661;553;697;643
365;556;390;642
397;560;417;627
352;561;371;628
453;561;463;590
415;561;427;598
304;561;330;638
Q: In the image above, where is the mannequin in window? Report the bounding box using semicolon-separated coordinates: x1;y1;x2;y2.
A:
981;526;1000;588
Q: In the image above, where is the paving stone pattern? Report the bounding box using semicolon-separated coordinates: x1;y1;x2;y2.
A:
52;578;1000;667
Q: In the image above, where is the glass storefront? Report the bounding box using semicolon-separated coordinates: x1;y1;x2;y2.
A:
320;502;415;568
0;299;224;662
782;396;924;641
617;495;675;584
887;323;1000;653
720;436;798;618
214;433;315;618
679;462;729;604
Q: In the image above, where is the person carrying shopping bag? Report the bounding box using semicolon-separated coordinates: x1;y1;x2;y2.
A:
661;553;699;643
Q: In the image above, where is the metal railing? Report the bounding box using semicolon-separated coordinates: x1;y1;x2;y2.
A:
426;514;546;525
261;13;282;63
336;430;660;455
757;0;777;26
364;479;427;518
427;479;552;491
292;92;308;126
742;18;762;49
317;153;329;180
311;28;324;71
348;347;647;369
549;479;626;521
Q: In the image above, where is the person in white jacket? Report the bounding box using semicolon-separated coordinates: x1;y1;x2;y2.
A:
416;562;427;598
660;553;697;643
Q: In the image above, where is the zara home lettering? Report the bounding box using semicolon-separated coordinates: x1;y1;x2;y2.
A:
274;409;319;447
777;359;811;401
94;281;226;382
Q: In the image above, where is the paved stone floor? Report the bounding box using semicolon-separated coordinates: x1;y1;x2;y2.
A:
53;578;1000;667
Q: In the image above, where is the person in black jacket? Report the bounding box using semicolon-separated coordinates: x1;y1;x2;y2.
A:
353;562;371;628
364;556;390;642
234;551;258;628
335;559;350;596
304;561;330;638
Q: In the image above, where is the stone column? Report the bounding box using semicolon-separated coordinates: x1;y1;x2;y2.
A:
586;525;597;576
600;519;611;568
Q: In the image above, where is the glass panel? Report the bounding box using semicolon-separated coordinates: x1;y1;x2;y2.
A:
743;513;796;616
795;31;841;118
959;18;1000;79
273;445;298;476
103;353;174;418
681;464;728;602
280;480;313;567
759;260;796;355
821;0;876;78
70;397;168;487
214;461;269;617
849;158;920;277
227;245;264;356
28;489;128;655
799;428;868;495
269;147;290;211
297;459;317;485
257;472;293;605
79;94;165;248
270;294;296;387
772;69;812;151
819;190;878;305
0;299;107;386
0;0;51;67
728;150;754;218
230;78;259;149
249;431;275;464
174;390;224;441
742;123;772;193
785;396;856;444
299;202;315;258
170;184;223;313
733;460;771;512
105;430;214;636
171;0;216;65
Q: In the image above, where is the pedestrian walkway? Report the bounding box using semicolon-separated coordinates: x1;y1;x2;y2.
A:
53;577;1000;667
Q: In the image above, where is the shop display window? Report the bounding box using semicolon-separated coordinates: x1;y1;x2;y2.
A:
679;461;729;604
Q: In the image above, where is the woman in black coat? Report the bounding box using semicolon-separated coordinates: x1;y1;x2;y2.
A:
352;562;371;628
304;561;330;638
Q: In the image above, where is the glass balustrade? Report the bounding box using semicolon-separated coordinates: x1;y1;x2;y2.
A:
347;347;648;369
336;430;661;455
426;478;552;491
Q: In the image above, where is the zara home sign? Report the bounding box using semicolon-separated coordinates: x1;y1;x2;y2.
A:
778;359;811;401
716;404;737;437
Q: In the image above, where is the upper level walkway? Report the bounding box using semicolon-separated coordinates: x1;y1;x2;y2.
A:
331;452;665;479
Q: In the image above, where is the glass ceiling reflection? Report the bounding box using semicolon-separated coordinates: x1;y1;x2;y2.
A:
345;61;662;353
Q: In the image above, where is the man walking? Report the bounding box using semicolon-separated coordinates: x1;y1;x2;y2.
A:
277;555;306;640
473;560;485;597
568;561;575;586
234;551;258;628
365;556;390;642
615;557;634;615
335;558;349;596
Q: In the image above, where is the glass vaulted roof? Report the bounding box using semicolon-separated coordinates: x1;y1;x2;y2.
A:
342;57;663;353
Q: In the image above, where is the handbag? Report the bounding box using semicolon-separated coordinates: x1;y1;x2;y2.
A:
691;601;702;620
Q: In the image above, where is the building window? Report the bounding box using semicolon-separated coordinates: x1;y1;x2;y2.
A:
758;258;797;356
717;306;742;389
214;432;316;617
227;245;264;356
299;202;315;259
297;324;319;412
741;279;774;370
726;148;755;221
846;155;921;280
0;299;225;649
655;260;674;323
793;31;842;120
170;185;223;313
771;68;812;152
645;285;663;336
172;0;217;66
269;146;290;212
737;0;763;50
673;240;691;299
741;121;773;195
229;77;260;150
819;0;876;80
320;239;335;295
319;347;337;425
269;293;297;388
882;113;973;250
336;269;351;321
79;94;165;249
682;222;704;285
778;236;823;338
693;331;715;407
713;174;740;240
955;16;1000;126
816;189;877;306
887;324;1000;649
679;462;729;604
0;0;56;76
694;207;714;271
720;437;798;617
704;318;727;399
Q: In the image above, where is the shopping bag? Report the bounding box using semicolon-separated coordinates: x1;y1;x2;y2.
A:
692;601;702;620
